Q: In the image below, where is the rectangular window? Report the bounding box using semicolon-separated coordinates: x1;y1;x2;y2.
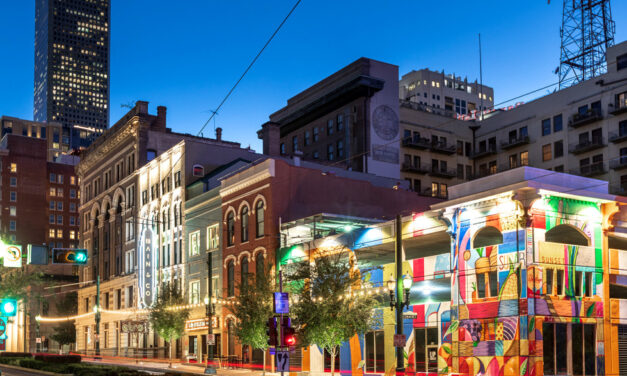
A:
585;272;593;297
49;214;55;225
542;144;552;161
69;230;76;240
520;151;529;166
554;140;563;158
337;114;344;131
57;175;63;184
9;220;16;231
190;281;200;304
327;144;334;161
57;229;63;238
189;231;200;256
70;189;76;198
545;268;554;295
125;250;135;273
292;136;298;152
556;269;564;295
125;219;135;241
9;206;16;216
542;119;551;136
477;272;486;298
142;190;148;205
50;187;56;196
70;176;76;185
618;53;627;70
365;330;385;373
70;216;75;226
313;127;319;142
207;225;219;250
10;163;16;173
304;130;310;146
57;215;63;225
70;203;76;212
57;188;63;197
9;177;16;187
327;119;334;135
50;201;55;210
57;201;63;211
10;191;16;202
489;270;498;297
337;140;344;158
553;114;563;132
49;229;55;238
126;185;135;207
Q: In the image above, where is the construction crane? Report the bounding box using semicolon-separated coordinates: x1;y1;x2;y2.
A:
552;0;615;89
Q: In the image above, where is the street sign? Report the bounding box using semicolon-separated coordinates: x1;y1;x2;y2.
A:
0;318;6;337
393;334;406;347
2;245;22;268
36;337;42;344
402;311;418;319
276;350;290;372
273;292;289;314
207;334;215;346
27;245;48;265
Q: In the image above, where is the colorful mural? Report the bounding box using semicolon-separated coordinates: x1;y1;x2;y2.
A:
279;192;616;376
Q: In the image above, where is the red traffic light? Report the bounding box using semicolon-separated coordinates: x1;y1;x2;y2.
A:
283;327;296;346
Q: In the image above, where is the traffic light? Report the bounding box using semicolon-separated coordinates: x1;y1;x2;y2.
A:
266;317;277;347
281;317;296;347
52;248;88;265
0;299;17;317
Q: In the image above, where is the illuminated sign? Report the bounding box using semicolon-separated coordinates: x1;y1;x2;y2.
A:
121;320;149;333
185;317;219;331
2;245;22;268
138;227;157;308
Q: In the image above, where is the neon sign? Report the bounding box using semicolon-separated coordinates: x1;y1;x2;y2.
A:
138;227;156;308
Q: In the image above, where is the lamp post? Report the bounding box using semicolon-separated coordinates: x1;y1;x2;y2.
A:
205;251;216;374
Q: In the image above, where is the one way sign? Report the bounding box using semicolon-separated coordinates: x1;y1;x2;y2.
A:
276;350;289;372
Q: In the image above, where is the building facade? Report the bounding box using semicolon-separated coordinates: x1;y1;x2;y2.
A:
280;167;627;376
0;116;64;161
219;157;440;369
399;68;494;117
258;58;402;179
34;0;111;149
74;101;256;357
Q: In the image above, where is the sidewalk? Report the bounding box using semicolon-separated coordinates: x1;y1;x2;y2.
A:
83;356;282;376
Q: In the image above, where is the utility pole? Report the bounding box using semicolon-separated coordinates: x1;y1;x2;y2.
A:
95;275;101;359
394;214;404;375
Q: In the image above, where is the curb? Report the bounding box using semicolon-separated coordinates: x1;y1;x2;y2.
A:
0;363;73;376
84;360;189;374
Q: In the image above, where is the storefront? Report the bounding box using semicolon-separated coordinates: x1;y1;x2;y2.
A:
184;316;220;362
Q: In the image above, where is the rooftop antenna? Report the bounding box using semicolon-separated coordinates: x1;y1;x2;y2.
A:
209;109;219;132
121;101;135;109
557;0;615;89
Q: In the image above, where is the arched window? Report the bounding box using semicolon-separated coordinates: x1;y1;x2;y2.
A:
256;253;265;287
241;257;249;287
241;206;249;242
227;260;235;297
192;164;204;177
255;201;265;238
473;226;503;248
227;212;235;246
545;224;589;246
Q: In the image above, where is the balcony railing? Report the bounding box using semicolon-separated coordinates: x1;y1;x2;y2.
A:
610;156;627;170
418;188;448;199
429;166;458;179
570;161;606;177
570;137;605;154
610;99;627;115
469;145;497;159
401;162;430;174
399;99;457;118
501;135;530;150
609;132;627;144
402;136;431;149
430;140;457;155
569;108;602;128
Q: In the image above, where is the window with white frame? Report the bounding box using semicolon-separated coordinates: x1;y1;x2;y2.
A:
126;185;135;207
190;280;200;304
189;231;200;256
125;250;135;273
125;218;135;241
207;224;219;250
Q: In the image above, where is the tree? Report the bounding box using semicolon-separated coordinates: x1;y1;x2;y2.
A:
149;283;190;368
50;292;77;352
286;249;378;376
232;265;275;375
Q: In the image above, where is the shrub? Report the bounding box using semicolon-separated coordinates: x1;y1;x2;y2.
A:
34;353;81;363
0;352;32;358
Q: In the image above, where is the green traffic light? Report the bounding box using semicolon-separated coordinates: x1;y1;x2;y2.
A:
0;299;17;316
75;251;87;263
3;302;15;314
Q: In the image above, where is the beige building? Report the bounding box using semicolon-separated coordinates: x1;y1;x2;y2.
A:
472;40;627;193
74;101;251;357
399;68;494;117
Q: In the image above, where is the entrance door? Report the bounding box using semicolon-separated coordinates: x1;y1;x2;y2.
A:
619;325;627;375
427;345;438;372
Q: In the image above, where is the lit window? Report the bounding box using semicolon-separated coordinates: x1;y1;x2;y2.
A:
49;229;55;238
57;175;63;184
542;144;552;161
10;163;16;173
57;188;64;197
189;231;200;256
70;176;76;185
207;224;219;250
50;187;56;196
57;229;63;238
9;206;16;216
69;231;76;240
190;281;200;304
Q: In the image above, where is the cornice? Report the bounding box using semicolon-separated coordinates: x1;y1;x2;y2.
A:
78;122;139;176
220;169;272;198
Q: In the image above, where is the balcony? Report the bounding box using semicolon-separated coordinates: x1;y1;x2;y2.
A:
610;99;627;115
609;132;627;144
569;137;605;154
570;161;607;177
402;136;430;150
430;140;457;155
569;108;602;128
469;145;497;159
610;156;627;170
418;188;447;200
401;162;429;174
500;135;530;150
429;166;457;179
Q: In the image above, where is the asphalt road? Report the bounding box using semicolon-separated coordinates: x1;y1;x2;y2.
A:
0;364;42;376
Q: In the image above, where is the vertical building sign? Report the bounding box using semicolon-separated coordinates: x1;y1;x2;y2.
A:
139;227;156;308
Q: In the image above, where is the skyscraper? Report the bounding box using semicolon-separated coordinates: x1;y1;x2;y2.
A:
34;0;110;150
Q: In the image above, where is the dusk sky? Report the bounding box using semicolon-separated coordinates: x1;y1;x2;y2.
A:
1;1;626;151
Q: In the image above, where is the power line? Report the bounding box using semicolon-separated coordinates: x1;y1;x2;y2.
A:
197;0;303;137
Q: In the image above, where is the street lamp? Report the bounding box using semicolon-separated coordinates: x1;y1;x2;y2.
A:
205;251;217;375
387;275;412;310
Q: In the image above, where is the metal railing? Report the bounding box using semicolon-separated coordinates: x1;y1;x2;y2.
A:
569;108;602;128
500;135;530;149
569;137;605;154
